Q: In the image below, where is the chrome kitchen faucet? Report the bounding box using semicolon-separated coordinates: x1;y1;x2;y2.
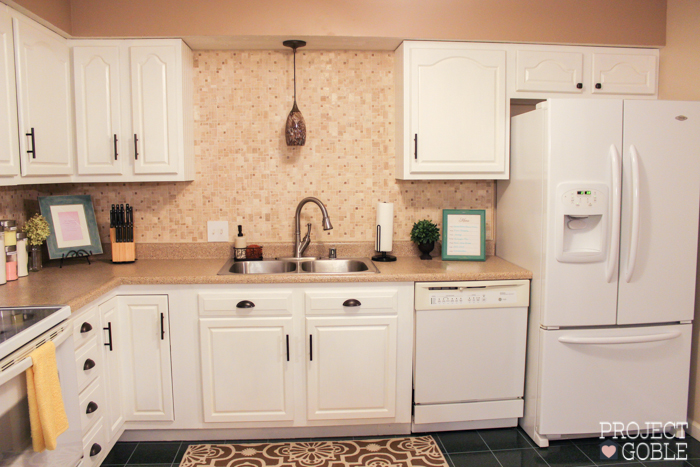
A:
294;197;333;258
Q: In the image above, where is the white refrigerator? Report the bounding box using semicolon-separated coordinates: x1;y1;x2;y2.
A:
496;99;700;447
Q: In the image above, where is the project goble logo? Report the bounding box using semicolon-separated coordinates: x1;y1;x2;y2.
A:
598;422;688;462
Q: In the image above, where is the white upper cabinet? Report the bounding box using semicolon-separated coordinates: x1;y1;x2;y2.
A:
0;7;19;179
71;39;194;182
515;50;584;93
12;12;73;177
73;46;123;175
396;41;507;180
591;53;657;95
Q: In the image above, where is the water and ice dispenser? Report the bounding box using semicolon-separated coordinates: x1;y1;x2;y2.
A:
555;182;608;263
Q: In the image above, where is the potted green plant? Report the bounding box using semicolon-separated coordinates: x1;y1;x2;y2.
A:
410;219;440;260
23;214;51;271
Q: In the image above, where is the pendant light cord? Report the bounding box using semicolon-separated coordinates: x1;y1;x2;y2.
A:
293;47;297;103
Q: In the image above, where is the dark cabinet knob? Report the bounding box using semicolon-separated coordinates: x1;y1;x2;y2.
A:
342;299;361;307
80;322;93;333
236;300;255;309
595;83;602;89
576;83;583;89
86;401;98;414
83;359;96;371
90;443;102;457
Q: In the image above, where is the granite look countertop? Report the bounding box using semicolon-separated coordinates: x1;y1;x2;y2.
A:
0;256;531;312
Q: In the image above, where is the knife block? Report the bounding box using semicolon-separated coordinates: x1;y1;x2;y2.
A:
110;228;136;263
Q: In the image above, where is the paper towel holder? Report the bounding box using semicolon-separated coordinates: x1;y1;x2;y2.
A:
372;225;397;262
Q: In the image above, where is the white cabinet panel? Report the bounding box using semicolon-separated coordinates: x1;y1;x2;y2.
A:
118;295;174;421
306;315;397;420
396;42;507;180
99;297;124;440
199;317;294;422
130;46;179;175
592;53;657;95
73;46;123;175
0;7;19;178
515;50;583;93
12;14;73;176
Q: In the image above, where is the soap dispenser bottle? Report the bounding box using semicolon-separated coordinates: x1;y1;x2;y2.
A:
234;225;247;260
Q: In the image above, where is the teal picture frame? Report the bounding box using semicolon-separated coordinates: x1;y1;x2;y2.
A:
39;195;103;260
441;209;486;261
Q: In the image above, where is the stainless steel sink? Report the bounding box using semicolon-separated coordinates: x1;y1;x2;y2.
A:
217;258;379;275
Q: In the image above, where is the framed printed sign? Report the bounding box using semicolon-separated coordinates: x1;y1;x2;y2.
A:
39;195;103;259
441;209;486;261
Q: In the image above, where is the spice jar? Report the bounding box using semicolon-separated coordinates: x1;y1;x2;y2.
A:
16;232;28;277
5;245;17;281
0;220;17;247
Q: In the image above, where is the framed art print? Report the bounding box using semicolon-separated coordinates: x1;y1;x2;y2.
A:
39;195;103;259
441;209;486;261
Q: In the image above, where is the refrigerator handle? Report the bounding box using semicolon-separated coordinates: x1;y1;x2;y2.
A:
558;330;681;345
625;145;641;283
605;145;622;283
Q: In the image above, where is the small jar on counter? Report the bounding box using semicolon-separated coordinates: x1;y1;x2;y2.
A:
0;228;5;285
0;220;17;247
5;245;17;281
16;232;28;277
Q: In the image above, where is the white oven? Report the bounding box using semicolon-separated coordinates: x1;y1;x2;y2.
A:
0;306;82;467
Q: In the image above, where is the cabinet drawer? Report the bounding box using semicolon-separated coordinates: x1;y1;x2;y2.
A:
73;306;98;350
305;288;398;315
81;418;107;467
75;338;101;393
198;291;294;316
79;377;104;433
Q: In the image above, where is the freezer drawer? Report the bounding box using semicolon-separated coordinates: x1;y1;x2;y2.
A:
538;324;691;436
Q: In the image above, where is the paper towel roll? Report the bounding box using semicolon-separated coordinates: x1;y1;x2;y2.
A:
375;202;394;252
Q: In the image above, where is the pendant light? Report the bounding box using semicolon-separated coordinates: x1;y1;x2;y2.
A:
283;40;307;146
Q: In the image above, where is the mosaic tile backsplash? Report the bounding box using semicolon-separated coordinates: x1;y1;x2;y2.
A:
0;51;495;247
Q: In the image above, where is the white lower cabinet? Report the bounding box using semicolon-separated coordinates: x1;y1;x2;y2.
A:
199;316;295;422
99;297;124;440
306;315;397;420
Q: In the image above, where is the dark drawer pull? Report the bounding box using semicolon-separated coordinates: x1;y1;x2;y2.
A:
343;299;361;307
80;322;93;333
236;300;255;309
86;401;98;414
26;127;36;158
90;443;102;457
595;83;602;89
83;359;96;371
114;134;118;160
576;82;583;89
134;134;139;160
104;322;113;351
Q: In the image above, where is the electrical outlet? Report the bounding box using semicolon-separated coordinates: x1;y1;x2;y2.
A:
207;221;229;242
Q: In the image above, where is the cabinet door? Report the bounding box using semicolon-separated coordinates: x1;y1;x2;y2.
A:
99;297;124;440
410;47;506;176
12;14;73;176
0;8;19;178
515;50;583;93
306;315;397;420
199;317;294;422
591;53;657;95
130;46;179;175
73;46;123;175
118;295;174;421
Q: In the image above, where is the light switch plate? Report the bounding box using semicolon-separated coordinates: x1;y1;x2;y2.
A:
207;221;229;242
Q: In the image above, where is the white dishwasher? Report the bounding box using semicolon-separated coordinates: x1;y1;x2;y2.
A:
412;280;530;433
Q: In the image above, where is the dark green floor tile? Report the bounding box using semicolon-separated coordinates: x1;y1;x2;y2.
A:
102;441;138;465
641;460;696;466
449;451;501;467
535;444;595;467
127;442;181;464
479;428;533;450
493;448;547;467
437;431;489;453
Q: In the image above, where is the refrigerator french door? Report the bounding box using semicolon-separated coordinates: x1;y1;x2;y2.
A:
497;99;700;447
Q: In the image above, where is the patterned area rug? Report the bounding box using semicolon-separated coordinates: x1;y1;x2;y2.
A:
180;436;447;467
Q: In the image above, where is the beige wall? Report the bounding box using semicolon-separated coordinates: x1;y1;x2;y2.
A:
9;0;667;47
3;0;71;34
659;0;700;432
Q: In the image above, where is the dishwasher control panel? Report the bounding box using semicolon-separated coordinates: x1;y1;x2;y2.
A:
415;280;530;310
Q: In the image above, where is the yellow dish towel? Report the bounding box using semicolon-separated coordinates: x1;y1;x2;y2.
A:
26;341;69;452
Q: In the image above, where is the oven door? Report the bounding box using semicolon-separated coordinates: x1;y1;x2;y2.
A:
0;325;83;467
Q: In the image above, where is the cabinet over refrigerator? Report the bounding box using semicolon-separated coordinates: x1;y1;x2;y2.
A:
497;99;700;447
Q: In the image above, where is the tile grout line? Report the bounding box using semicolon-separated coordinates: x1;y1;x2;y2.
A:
123;441;138;466
171;441;183;467
572;441;599;466
475;430;505;467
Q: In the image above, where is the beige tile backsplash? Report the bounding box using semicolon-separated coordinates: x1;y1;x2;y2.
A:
0;50;495;248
